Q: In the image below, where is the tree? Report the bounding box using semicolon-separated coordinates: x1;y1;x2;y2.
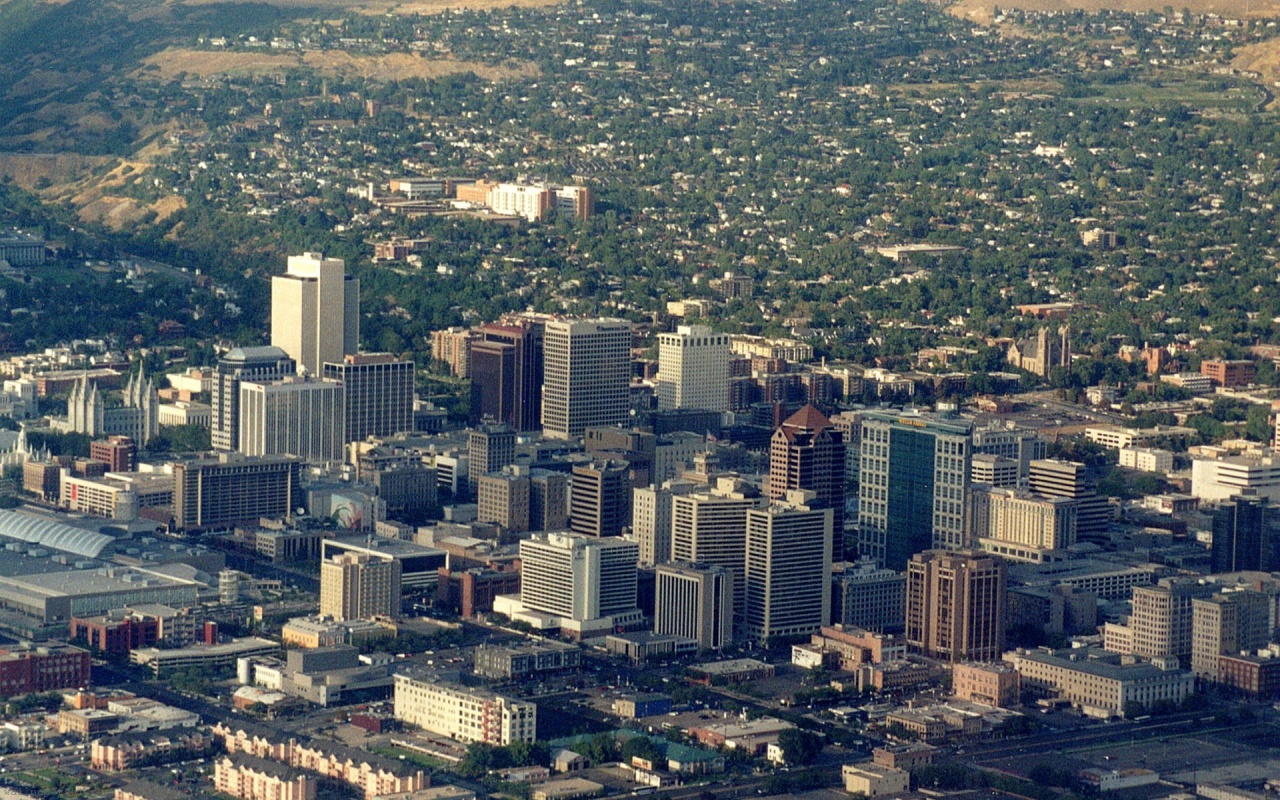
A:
620;736;663;765
775;728;823;766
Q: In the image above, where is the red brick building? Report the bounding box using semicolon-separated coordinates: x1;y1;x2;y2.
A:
1216;653;1280;698
1200;359;1256;388
70;615;160;655
0;643;90;695
436;566;521;618
89;436;136;473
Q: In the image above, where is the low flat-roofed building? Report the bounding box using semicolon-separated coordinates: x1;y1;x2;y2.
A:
952;661;1020;707
71;604;195;654
872;743;936;772
131;637;279;676
59;708;118;738
612;693;672;719
0;642;90;695
688;658;774;684
1078;768;1159;792
532;778;604;800
0;719;46;751
603;632;698;664
806;625;906;670
280;616;393;649
1004;646;1193;718
0;564;200;625
473;641;580;679
842;763;910;797
687;717;794;755
1007;559;1157;601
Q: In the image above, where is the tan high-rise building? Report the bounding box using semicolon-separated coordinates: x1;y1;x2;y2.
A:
541;318;632;439
633;479;697;566
969;486;1077;563
906;550;1006;663
671;476;763;615
271;252;359;377
743;493;833;644
238;377;344;464
1190;590;1271;679
476;466;531;533
1126;578;1217;665
657;325;731;412
319;552;401;621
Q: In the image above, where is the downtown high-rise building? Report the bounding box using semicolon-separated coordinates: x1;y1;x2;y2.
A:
633;479;697;566
238;376;345;464
468;424;517;489
654;562;733;651
767;404;846;558
171;453;302;532
858;410;973;570
743;493;833;645
1190;590;1271;679
656;324;731;412
271;252;359;376
905;549;1006;663
322;353;415;443
517;532;639;622
570;459;631;538
211;346;296;452
541;318;632;439
671;476;762;616
1028;459;1111;537
319;551;401;621
469;319;545;431
1211;492;1280;573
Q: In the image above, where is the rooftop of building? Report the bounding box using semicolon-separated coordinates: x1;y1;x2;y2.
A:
1008;647;1186;681
692;658;772;675
219;753;310;782
133;637;279;659
0;509;113;558
324;536;446;559
0;566;197;599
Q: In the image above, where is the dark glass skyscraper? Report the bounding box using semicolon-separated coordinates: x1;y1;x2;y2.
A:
858;410;973;571
1212;492;1280;573
469;320;544;431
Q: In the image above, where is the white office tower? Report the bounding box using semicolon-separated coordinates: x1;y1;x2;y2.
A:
238;377;344;464
271;252;360;376
654;562;733;651
657;325;731;412
499;533;640;637
743;492;833;645
541;318;632;439
632;479;697;566
671;476;761;616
